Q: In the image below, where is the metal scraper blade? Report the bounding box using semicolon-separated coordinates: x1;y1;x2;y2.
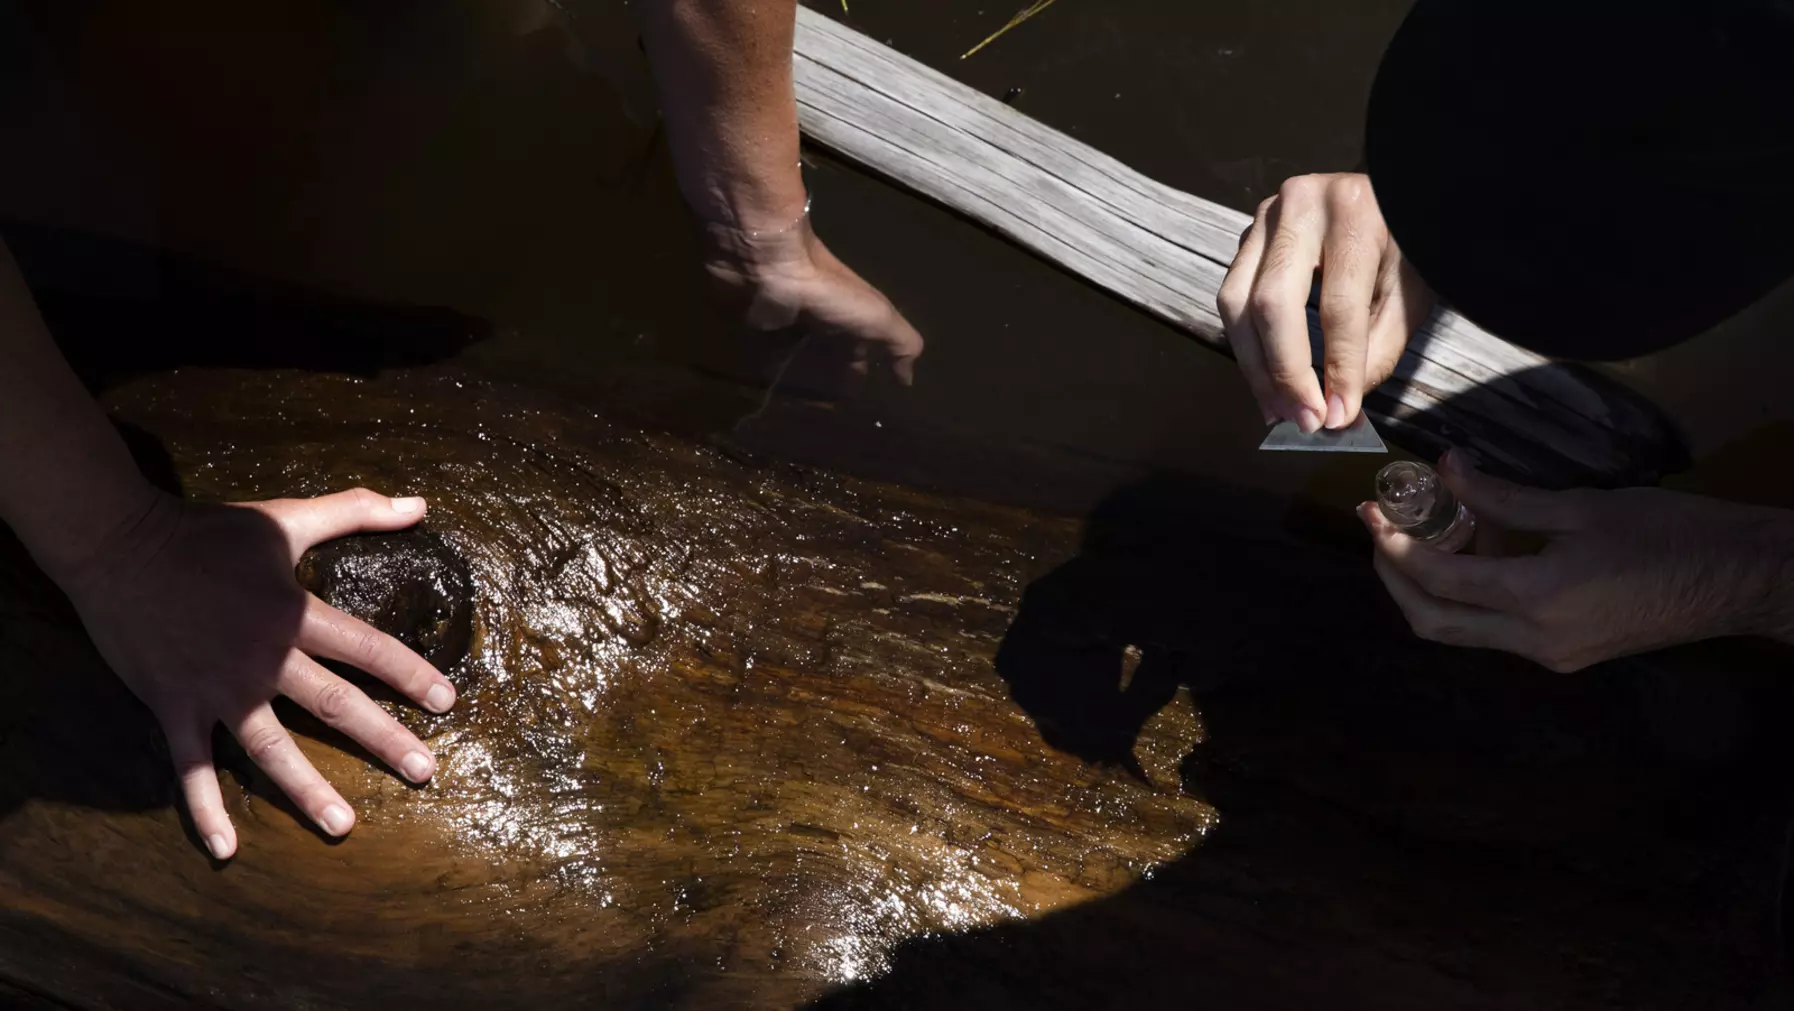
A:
1258;412;1387;453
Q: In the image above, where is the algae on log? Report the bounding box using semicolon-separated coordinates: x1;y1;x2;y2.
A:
0;367;1790;1010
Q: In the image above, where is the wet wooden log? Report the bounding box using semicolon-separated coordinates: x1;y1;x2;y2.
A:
0;367;1210;1009
791;9;1687;489
0;368;1787;1009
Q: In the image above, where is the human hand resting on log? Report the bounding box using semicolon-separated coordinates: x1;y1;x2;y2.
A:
56;488;458;860
634;0;923;386
1;239;453;860
1218;172;1434;430
1357;449;1794;672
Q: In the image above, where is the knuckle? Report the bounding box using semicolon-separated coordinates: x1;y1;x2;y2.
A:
1246;287;1290;325
1431;624;1475;646
241;725;288;762
1326;173;1374;207
1321;359;1361;392
345;627;390;670
1317;295;1367;335
1278;174;1320;203
1216;278;1248;320
313;682;355;727
1264;358;1315;387
1410;615;1465;645
1407;613;1446;642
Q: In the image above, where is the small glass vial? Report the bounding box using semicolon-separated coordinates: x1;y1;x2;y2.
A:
1375;461;1475;553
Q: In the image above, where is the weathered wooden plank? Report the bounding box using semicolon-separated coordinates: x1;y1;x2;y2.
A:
792;8;1686;488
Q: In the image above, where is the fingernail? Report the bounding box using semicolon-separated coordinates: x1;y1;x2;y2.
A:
402;752;434;783
392;497;425;514
1262;409;1278;426
1324;394;1347;430
1296;407;1323;434
424;682;456;714
206;834;230;860
320;804;353;836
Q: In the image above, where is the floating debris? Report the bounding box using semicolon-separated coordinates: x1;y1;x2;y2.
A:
962;0;1058;60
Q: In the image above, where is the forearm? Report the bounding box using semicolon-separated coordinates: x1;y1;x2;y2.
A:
1733;505;1794;647
0;238;155;582
634;0;808;233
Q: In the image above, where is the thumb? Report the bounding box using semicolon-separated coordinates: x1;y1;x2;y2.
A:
1439;450;1586;534
260;487;428;557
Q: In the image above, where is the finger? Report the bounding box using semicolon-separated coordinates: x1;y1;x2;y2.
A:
262;488;427;560
301;595;456;713
1440;450;1586;534
1371;550;1540;656
167;719;236;860
280;653;436;784
1360;502;1539;611
1364;245;1434;390
890;353;917;386
1315;178;1385;428
847;340;872;379
1248;178;1328;430
1218;200;1281;424
880;313;924;388
233;705;356;837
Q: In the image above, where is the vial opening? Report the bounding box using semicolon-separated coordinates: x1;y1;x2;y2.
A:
1375;460;1468;543
1375;461;1442;528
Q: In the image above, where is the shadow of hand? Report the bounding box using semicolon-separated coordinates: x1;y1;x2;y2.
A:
994;557;1183;779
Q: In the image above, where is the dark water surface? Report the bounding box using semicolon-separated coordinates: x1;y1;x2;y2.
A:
0;0;1427;519
4;1;1794;1007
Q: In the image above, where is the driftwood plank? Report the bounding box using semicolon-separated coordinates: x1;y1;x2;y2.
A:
792;8;1685;488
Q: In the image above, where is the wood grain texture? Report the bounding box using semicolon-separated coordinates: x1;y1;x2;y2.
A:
792;9;1687;488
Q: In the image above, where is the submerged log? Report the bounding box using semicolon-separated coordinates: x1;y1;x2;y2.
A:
0;368;1787;1009
791;9;1687;489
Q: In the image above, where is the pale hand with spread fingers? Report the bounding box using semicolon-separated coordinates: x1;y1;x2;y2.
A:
54;487;458;860
1218;172;1434;432
1359;450;1794;672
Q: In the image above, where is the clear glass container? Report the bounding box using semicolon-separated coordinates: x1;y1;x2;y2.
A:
1375;461;1475;553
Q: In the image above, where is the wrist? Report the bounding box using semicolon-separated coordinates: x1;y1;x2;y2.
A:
694;190;816;271
25;477;170;595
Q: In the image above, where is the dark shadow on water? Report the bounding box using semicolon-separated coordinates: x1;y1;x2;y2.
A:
813;461;1794;1009
1;218;490;390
